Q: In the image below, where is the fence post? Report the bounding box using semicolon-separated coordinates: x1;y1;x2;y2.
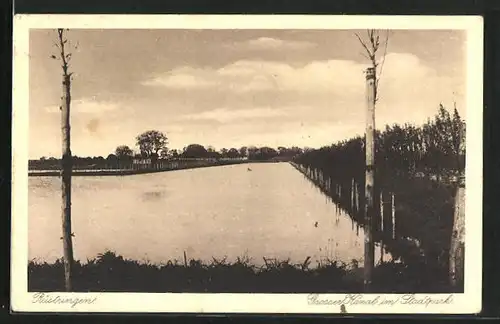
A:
379;190;384;264
351;178;355;211
391;192;396;240
380;190;384;233
355;182;360;212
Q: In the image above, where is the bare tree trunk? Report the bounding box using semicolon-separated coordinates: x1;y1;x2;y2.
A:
61;73;74;292
355;30;387;291
450;174;465;289
364;67;376;291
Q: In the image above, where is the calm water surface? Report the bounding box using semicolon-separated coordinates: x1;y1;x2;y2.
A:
29;163;390;265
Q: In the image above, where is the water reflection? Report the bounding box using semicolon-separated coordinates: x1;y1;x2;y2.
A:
28;163;391;266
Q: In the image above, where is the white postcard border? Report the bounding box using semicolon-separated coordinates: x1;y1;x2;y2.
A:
11;14;484;314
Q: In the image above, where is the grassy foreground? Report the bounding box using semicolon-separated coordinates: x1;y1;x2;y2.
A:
28;251;456;293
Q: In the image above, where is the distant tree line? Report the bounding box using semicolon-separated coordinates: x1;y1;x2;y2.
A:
29;129;309;170
295;104;466;184
178;144;305;161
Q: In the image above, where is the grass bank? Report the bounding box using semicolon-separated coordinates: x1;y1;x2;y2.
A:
28;251;456;293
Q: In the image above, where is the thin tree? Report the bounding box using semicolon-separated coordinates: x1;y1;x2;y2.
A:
449;102;465;290
51;28;77;291
354;29;389;291
354;30;389;103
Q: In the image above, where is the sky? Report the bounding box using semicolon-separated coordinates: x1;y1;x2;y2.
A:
29;29;466;159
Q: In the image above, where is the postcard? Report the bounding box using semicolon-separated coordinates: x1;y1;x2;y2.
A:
11;14;483;314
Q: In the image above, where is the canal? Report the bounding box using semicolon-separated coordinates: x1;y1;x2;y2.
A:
28;162;390;266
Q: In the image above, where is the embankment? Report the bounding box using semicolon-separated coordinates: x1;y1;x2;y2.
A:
28;160;248;177
28;251;454;293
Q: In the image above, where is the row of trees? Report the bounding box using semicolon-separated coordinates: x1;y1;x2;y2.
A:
293;104;466;282
132;130;309;161
30;129;311;170
174;144;306;160
295;104;465;183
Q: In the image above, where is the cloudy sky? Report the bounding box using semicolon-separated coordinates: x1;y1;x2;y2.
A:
29;29;465;159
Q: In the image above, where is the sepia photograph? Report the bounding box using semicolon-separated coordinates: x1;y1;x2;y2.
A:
11;15;483;314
